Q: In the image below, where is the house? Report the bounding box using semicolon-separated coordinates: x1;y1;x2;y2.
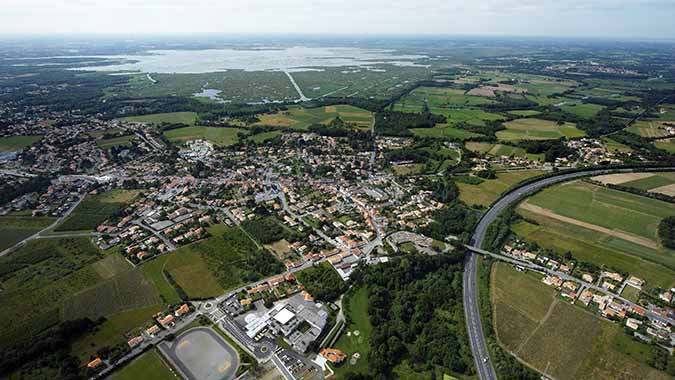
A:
175;304;190;317
158;314;175;328
320;348;347;364
87;357;103;369
626;318;642;330
582;273;594;283
659;291;673;303
128;336;143;348
627;276;645;289
146;325;160;336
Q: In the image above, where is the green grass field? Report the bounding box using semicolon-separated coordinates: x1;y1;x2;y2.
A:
559;102;604;118
410;123;483;140
508;110;541;117
140;254;183;305
602;137;633;153
619;172;675;191
248;130;282;143
97;134;135;149
163;126;244;146
626;120;671;138
0;135;42;152
395;86;495;109
333;287;372;379
164;248;224;299
655;138;675;154
465;142;544;161
255;105;373;130
62;269;162;321
0;238;104;348
492;263;671;380
514;180;675;288
496;118;585;141
120;111;198;125
112;349;175;380
72;304;165;362
0;215;55;251
456;170;547;207
512;220;675;289
55;189;138;232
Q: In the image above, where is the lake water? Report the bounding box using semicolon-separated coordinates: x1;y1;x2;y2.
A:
72;46;427;74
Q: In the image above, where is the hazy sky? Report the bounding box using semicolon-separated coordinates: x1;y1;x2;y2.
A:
2;0;675;38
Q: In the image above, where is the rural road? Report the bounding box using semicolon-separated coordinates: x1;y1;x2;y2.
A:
0;195;85;257
464;166;674;380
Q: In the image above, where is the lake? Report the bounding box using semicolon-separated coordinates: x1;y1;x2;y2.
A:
72;46;427;74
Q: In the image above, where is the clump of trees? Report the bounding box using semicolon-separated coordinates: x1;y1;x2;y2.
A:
658;216;675;249
375;111;446;136
295;262;346;302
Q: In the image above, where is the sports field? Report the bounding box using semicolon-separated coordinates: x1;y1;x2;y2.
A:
515;180;675;288
456;170;547;207
491;263;671;380
496;118;585;141
120;111;198;125
0;135;42;152
112;349;175;380
255;105;373;130
163;126;244;146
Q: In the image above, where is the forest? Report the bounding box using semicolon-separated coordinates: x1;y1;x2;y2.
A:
346;253;474;380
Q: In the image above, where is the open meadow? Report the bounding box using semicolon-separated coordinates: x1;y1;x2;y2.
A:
491;263;671;380
111;349;175;380
0;135;42;152
456;170;547;207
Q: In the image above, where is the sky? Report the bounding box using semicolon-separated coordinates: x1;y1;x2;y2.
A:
2;0;675;39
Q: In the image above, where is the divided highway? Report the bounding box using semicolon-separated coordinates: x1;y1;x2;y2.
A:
463;166;673;380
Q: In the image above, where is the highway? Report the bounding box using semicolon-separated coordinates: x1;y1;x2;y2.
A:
463;166;674;380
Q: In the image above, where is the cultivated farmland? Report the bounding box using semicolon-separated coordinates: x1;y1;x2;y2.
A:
491;263;671;380
496;118;585;141
515;180;675;288
120;111;199;125
163;126;245;146
255;105;373;130
55;189;138;232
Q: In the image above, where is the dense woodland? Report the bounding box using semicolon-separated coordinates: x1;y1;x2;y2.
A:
345;253;474;380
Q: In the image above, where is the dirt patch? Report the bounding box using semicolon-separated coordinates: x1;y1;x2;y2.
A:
649;183;675;197
468;87;496;97
591;172;654;185
324;106;337;113
520;202;660;250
